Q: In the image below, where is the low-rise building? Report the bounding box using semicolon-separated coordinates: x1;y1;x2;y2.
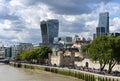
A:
108;33;120;37
11;43;33;59
50;48;83;67
0;46;5;59
5;47;12;59
11;45;21;59
53;36;73;49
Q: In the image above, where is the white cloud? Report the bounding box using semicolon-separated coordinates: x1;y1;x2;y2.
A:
9;0;23;7
110;17;120;32
0;20;12;29
85;20;98;31
0;0;119;45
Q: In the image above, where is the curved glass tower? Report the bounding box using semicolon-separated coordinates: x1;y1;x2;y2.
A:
40;19;59;44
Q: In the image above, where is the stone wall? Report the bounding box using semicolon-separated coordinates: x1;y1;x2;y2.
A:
75;59;120;71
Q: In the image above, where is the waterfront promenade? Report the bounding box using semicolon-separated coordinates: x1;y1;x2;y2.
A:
10;62;120;80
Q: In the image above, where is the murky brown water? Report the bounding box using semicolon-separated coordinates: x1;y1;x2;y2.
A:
0;63;82;81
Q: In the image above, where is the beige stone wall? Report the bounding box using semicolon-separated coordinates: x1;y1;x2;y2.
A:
50;50;84;67
50;50;75;67
61;56;72;66
50;54;73;67
50;51;63;66
64;51;71;56
75;59;120;71
51;55;61;66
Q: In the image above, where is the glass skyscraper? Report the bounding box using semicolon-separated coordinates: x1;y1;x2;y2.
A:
40;19;59;44
98;12;109;34
96;27;105;37
95;12;109;37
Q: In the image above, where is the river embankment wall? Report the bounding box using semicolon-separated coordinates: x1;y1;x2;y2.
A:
9;62;120;81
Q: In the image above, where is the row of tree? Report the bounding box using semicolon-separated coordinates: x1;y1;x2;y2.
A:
18;46;52;64
81;36;120;74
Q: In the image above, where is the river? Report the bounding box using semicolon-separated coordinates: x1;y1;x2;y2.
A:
0;63;82;81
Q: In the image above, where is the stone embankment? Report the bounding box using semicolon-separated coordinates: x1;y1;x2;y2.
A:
10;62;120;81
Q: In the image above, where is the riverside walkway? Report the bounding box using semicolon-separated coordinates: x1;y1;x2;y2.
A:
10;62;120;80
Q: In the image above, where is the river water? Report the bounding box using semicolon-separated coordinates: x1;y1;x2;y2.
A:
0;63;82;81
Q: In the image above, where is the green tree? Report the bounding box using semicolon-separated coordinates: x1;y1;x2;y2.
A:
89;36;120;73
20;49;38;62
81;44;91;58
107;36;120;73
37;46;52;59
36;46;52;64
89;36;109;71
20;50;31;61
19;46;52;64
81;44;90;52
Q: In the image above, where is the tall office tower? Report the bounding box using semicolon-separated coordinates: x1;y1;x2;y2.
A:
40;19;59;44
98;12;109;34
96;27;105;37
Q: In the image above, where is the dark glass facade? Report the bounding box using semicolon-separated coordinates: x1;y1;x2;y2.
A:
96;27;105;37
5;47;12;58
111;33;120;37
40;19;59;44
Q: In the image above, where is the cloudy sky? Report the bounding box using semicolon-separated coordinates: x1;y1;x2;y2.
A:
0;0;120;46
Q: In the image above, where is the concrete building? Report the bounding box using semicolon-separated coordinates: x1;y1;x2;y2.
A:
45;36;73;51
72;35;90;48
11;43;33;59
40;19;59;44
19;43;33;51
11;45;21;59
0;46;5;59
54;36;73;48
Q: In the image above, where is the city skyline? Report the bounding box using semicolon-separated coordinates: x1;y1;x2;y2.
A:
0;0;120;46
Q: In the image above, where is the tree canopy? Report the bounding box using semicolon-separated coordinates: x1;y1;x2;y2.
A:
89;36;120;73
19;46;52;63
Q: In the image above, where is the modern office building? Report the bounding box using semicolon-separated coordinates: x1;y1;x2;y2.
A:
98;12;109;35
94;12;109;38
109;33;120;37
96;27;105;37
40;19;59;44
53;36;73;49
54;37;73;45
5;47;12;59
19;43;33;51
11;43;33;59
11;44;21;59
